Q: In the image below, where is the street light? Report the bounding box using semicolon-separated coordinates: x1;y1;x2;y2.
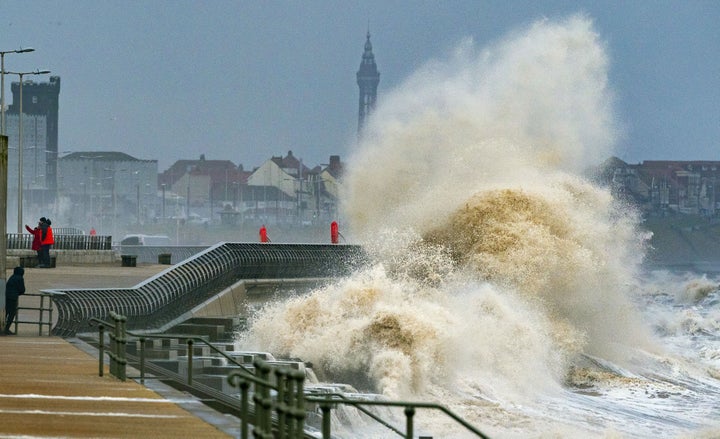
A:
5;69;51;233
0;47;34;135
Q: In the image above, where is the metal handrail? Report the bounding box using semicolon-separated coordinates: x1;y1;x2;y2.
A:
14;293;54;336
88;315;254;384
49;242;367;336
6;233;111;250
304;394;491;439
90;312;490;439
89;313;304;439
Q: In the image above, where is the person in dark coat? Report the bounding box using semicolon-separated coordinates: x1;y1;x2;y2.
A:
4;266;26;335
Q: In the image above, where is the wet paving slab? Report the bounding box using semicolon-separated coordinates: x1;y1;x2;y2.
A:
0;335;234;437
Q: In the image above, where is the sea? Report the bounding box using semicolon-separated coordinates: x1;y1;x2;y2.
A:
236;15;720;438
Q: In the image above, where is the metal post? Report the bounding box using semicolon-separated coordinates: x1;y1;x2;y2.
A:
1;54;4;134
98;324;105;377
276;369;287;439
1;48;35;135
404;406;416;439
0;135;7;329
240;381;250;439
118;315;127;381
186;339;193;385
320;402;332;439
4;69;50;233
136;184;140;225
139;336;146;384
292;370;306;436
17;72;23;233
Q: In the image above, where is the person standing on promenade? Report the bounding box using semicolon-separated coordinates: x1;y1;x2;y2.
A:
4;266;26;335
39;219;54;268
259;225;271;243
25;218;43;266
330;221;345;244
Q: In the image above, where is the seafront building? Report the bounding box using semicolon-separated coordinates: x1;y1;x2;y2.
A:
601;157;720;216
4;33;377;233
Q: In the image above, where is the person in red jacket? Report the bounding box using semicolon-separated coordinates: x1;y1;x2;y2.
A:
25;218;43;266
38;218;54;268
330;221;344;244
259;225;271;243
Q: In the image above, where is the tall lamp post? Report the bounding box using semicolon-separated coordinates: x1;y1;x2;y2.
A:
5;69;51;232
0;47;34;135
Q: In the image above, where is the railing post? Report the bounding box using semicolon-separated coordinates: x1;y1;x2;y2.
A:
38;294;44;336
290;369;305;438
405;406;416;439
109;318;117;377
254;360;273;439
47;297;53;337
186;339;193;385
98;324;105;377
320;401;332;439
275;369;287;439
240;380;250;439
117;314;127;382
139;336;146;384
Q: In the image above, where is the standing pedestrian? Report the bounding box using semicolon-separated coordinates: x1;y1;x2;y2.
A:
259;225;271;243
330;221;345;244
4;266;26;335
39;218;54;268
25;218;43;266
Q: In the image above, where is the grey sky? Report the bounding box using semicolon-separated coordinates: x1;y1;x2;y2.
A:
1;0;718;170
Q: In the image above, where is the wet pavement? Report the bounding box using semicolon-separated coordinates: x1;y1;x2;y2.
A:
0;263;237;438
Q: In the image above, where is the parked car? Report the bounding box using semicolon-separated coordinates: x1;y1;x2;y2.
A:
120;234;172;246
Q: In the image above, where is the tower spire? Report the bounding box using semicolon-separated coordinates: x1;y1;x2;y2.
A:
356;30;380;136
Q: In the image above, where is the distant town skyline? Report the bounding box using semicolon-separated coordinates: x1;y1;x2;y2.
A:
1;1;718;170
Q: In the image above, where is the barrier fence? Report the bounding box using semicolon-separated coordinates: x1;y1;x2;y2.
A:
45;242;368;336
93;312;491;439
6;233;111;250
12;293;54;336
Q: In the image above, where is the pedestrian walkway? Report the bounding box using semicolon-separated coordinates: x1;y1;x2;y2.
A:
7;263;168;336
0;336;234;437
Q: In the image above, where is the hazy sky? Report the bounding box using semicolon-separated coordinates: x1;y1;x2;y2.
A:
1;1;718;171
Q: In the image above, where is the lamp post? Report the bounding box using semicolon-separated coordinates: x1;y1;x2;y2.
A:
161;183;166;220
0;47;34;135
5;69;51;232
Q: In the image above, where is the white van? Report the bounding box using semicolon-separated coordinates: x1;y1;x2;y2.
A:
120;234;172;246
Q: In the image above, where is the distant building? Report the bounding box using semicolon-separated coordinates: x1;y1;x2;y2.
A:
357;31;380;135
7;76;61;192
4;113;48;191
598;158;720;216
58;151;158;229
247;150;310;222
159;154;246;218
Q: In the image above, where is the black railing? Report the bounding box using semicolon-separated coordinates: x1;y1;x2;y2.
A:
13;293;54;336
6;233;111;250
46;242;368;336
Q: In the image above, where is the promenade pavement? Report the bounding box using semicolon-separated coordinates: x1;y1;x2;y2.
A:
0;263;237;438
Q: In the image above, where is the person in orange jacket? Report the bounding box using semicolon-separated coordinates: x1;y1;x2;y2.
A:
25;218;43;266
259;225;271;243
38;218;54;268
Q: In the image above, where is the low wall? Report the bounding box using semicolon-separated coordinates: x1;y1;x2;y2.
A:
6;249;118;267
115;245;209;264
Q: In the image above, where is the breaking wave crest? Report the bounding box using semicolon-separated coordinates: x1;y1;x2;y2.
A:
234;14;717;438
